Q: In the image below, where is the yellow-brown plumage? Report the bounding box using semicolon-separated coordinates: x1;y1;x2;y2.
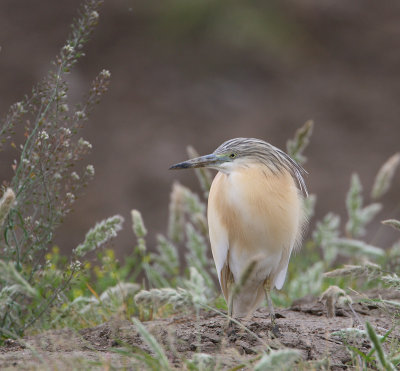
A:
208;165;304;317
170;137;308;322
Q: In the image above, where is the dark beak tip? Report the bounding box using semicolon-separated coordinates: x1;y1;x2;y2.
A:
169;153;215;170
169;162;189;170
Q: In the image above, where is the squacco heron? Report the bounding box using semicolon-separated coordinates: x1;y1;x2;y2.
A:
170;138;308;328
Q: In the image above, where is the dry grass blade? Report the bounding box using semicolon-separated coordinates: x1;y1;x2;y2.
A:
371;153;400;200
131;318;172;371
324;262;382;278
74;215;124;257
286;120;314;165
0;188;15;229
167;182;186;243
382;219;400;232
187;145;213;197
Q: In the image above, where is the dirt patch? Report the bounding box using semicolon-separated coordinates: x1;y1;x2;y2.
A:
1;292;399;370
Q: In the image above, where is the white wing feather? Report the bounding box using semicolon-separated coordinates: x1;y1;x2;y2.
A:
274;261;289;290
207;199;229;288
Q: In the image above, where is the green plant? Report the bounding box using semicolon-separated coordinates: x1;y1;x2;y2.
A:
333;322;397;370
0;0;119;340
254;349;302;371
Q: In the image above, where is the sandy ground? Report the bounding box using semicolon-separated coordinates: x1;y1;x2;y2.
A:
1;291;399;370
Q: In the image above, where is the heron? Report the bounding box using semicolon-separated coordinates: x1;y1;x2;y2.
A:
170;138;308;329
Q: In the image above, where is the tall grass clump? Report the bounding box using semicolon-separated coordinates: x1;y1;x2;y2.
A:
0;0;125;340
321;152;400;290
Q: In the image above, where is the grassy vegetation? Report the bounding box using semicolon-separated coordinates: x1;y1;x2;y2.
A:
1;1;400;369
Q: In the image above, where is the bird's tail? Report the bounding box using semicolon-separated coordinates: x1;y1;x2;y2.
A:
232;283;265;318
221;257;270;318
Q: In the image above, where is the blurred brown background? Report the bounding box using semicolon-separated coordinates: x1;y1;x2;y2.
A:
1;0;400;256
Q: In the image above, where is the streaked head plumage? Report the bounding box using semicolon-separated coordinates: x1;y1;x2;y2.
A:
170;137;308;196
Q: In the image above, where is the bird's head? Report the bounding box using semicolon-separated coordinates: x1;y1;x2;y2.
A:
170;138;287;172
169;138;308;195
169;138;255;173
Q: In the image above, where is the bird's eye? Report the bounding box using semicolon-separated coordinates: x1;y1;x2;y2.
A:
229;153;237;159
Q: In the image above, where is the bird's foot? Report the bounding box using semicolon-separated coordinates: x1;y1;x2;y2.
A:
225;318;239;338
271;323;281;338
270;315;281;338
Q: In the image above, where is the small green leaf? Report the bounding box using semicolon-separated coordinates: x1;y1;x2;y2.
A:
366;321;395;371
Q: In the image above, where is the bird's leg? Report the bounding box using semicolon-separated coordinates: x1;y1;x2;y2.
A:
227;279;234;328
264;279;280;337
225;279;239;338
265;289;276;326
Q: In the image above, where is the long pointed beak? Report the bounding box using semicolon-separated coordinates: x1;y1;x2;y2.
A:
169;153;218;170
